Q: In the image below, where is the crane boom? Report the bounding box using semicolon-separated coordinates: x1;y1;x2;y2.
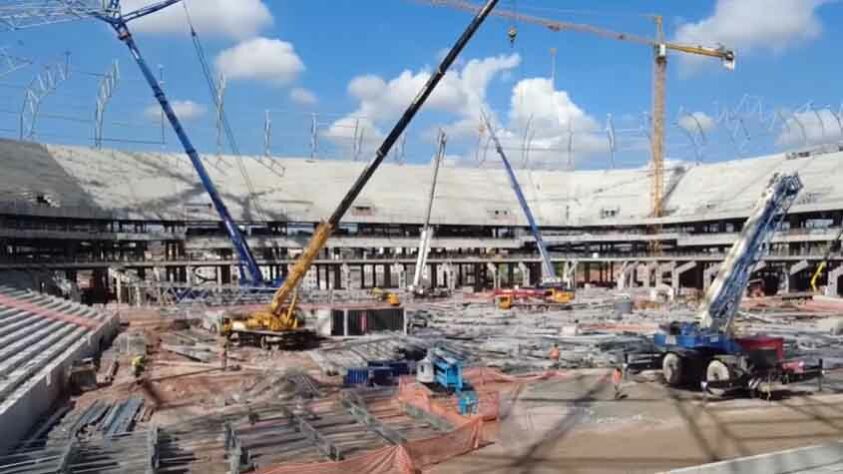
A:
423;0;735;63
265;0;501;315
412;131;446;291
420;0;735;223
0;2;266;285
99;1;265;285
480;110;558;284
699;173;803;333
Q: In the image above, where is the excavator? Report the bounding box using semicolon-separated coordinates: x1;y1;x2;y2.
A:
479;110;575;310
218;0;500;347
810;226;843;294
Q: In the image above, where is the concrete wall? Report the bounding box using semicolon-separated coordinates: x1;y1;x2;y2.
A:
0;314;119;454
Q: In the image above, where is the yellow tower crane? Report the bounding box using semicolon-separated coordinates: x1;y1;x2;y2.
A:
420;0;736;222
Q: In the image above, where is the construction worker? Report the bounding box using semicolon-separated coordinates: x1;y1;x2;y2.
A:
548;343;561;365
220;339;229;371
131;355;146;379
612;366;624;400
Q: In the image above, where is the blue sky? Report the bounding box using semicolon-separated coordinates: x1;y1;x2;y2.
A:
0;0;839;169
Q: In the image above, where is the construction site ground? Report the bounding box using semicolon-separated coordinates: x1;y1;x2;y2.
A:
434;372;843;474
19;290;842;473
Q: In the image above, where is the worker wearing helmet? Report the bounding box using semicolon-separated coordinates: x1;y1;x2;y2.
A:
131;355;146;379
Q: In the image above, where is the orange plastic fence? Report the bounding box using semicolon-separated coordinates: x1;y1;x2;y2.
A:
254;444;414;474
255;369;573;473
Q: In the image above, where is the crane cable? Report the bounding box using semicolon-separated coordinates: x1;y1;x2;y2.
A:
181;2;269;223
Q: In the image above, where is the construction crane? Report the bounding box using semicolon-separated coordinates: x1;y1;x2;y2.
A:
810;226;843;293
480;110;574;308
410;130;447;296
628;173;823;394
419;0;736;220
222;0;501;346
0;0;266;285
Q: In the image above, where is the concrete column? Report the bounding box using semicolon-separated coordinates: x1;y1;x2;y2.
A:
656;262;674;288
703;263;720;291
486;263;499;290
518;262;530;287
616;261;636;290
391;263;406;289
383;264;392;288
341;264;351;290
672;261;697;296
826;265;843;296
564;260;579;288
115;272;123;305
439;263;456;291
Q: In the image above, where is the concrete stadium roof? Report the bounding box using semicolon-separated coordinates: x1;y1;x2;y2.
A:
1;138;842;227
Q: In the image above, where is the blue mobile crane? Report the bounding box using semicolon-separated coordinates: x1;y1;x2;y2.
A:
479;110;574;308
91;1;264;285
628;172;823;393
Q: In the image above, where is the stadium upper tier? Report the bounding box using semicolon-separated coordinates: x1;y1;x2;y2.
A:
1;138;841;227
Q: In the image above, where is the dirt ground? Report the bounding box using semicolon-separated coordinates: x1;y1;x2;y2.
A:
433;372;843;474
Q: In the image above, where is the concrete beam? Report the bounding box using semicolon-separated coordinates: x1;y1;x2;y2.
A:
676;261;697;275
789;259;810;275
656;262;674;287
672;261;697;296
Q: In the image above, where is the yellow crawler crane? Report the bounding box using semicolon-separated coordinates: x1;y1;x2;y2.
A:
220;0;500;348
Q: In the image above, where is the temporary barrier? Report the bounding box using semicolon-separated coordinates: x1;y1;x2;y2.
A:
254;411;485;474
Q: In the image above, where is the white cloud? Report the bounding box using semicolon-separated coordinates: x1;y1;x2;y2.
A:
674;0;828;69
290;87;317;106
678;111;715;134
341;53;520;125
144;100;207;121
776;109;843;147
215;37;305;86
324;53;520;158
122;0;272;39
509;77;598;139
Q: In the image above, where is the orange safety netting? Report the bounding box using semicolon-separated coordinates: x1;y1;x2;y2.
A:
254;444;414;474
254;417;485;474
255;369;575;473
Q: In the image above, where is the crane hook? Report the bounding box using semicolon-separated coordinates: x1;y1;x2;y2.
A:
507;26;518;46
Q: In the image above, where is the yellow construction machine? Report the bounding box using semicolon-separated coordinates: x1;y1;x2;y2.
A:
216;4;497;348
811;226;843;293
372;288;401;306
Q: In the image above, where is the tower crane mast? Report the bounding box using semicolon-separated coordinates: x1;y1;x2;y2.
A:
419;0;736;220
